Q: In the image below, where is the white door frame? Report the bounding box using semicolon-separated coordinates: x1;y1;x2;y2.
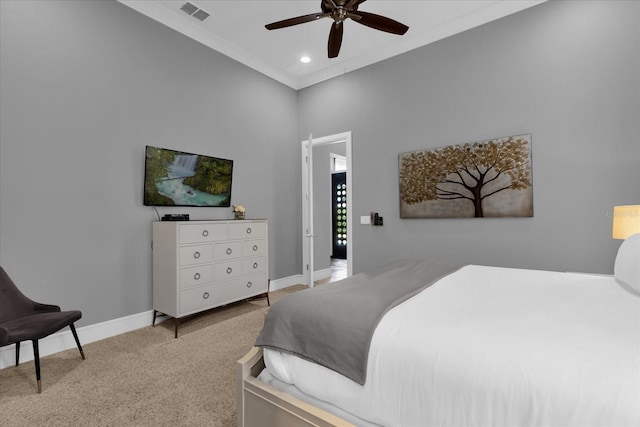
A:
301;131;353;286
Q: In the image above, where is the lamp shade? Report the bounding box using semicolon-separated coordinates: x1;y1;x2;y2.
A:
612;205;640;239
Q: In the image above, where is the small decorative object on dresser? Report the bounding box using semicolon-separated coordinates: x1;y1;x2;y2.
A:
151;219;268;337
233;204;246;220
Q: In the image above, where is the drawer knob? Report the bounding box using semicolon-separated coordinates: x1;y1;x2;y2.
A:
203;292;210;300
252;245;258;252
246;227;252;234
226;267;233;274
202;229;209;237
246;281;252;288
253;262;258;269
226;248;233;255
194;272;201;280
193;251;201;259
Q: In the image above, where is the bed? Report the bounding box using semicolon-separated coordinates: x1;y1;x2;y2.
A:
237;235;640;427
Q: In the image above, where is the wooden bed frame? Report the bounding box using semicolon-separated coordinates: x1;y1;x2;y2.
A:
236;347;356;427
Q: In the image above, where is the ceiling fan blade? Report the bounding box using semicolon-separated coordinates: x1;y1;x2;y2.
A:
351;10;409;35
265;12;328;30
328;22;344;58
345;0;366;9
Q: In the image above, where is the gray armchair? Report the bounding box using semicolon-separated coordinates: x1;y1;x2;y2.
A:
0;267;85;393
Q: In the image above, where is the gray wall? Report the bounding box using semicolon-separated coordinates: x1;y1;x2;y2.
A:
0;0;299;326
298;0;640;275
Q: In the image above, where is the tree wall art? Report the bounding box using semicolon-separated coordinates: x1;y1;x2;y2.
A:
399;134;533;218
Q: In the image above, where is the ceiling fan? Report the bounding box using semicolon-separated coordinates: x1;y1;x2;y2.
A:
265;0;409;58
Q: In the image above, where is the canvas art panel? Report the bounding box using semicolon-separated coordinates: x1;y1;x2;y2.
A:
399;134;533;218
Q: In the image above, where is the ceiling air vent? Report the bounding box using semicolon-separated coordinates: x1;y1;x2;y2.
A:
179;2;210;22
192;9;210;22
180;2;198;16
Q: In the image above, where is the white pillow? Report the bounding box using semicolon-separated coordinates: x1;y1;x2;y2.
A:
614;233;640;295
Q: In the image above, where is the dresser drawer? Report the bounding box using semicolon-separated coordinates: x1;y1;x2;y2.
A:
228;222;266;240
217;273;268;305
214;241;242;260
214;259;242;281
179;284;219;315
179;265;213;289
179;223;227;244
243;239;266;257
179;244;213;267
230;273;268;301
243;256;267;275
243;273;268;294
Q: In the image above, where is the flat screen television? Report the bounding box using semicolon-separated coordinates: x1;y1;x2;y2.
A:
143;146;233;207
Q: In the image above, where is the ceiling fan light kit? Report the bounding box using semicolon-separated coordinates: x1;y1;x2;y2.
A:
265;0;409;58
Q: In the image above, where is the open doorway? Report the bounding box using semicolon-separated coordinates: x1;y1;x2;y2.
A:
331;168;347;260
301;132;352;287
330;153;347;282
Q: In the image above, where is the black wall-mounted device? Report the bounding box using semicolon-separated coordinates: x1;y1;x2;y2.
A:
370;211;383;226
162;214;190;221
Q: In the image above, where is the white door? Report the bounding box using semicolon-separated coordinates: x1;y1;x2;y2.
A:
301;134;314;287
301;132;353;287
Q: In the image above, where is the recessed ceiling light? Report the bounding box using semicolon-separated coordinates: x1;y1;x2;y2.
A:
300;56;311;64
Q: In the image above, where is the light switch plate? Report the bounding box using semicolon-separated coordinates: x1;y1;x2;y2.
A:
360;215;371;225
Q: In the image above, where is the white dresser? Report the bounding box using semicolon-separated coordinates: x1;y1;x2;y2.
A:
152;219;269;337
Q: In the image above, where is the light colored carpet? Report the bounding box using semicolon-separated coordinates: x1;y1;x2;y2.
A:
0;286;305;427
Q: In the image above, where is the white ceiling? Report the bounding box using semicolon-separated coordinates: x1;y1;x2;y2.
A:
118;0;546;89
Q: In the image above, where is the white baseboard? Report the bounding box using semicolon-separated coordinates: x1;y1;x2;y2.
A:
269;268;331;291
269;274;304;291
0;273;310;370
314;267;333;282
0;310;154;370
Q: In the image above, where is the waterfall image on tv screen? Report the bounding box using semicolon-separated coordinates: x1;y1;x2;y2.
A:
144;146;233;207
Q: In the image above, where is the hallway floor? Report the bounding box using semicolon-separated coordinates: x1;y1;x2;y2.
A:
329;258;347;282
315;258;347;285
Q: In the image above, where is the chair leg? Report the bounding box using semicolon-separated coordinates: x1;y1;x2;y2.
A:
15;341;21;366
69;324;85;360
32;340;42;393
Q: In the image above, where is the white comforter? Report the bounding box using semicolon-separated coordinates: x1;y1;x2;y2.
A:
262;265;640;426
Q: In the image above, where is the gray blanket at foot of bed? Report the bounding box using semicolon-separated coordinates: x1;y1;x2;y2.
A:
255;259;463;385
